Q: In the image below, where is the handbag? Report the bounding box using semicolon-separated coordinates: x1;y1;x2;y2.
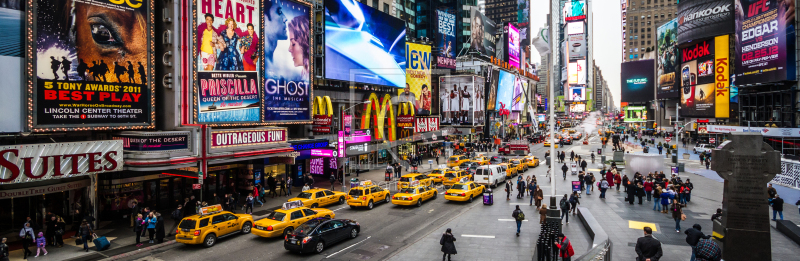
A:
55;228;64;236
75;237;83;245
681;213;686;221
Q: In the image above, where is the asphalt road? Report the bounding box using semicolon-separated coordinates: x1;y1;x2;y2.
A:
120;116;598;261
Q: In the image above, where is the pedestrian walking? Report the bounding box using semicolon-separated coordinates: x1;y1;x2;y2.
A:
517;179;525;199
78;221;93;252
770;194;784;221
512;206;525;236
559;194;571;224
599;178;610;199
440;228;457;261
539;204;548;224
167;206;182;237
767;184;777;199
144;212;157;243
268;175;278;198
134;214;144;247
528;181;536;206
685;179;693;202
585;173;594;195
653;186;662;211
35;232;47;257
20;223;34;259
671;200;686;232
578;172;585;192
227;194;236;214
253;185;263;207
561;163;568;180
505;180;512;200
570;151;575;162
614;172;622;191
580;159;587;172
0;238;10;261
155;212;165;243
246;193;255;214
569;192;580;215
286;177;293;196
685;224;711;261
635;227;663;261
130;200;140;227
554;233;575;261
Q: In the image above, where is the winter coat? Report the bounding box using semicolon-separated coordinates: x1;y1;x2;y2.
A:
643;181;654;192
155;216;165;240
605;173;615;186
771;197;784;211
555;237;574;258
440;233;457;254
36;236;46;247
144;216;157;229
534;189;544;200
661;192;671;205
626;184;637;199
580;161;587;168
613;174;621;185
79;225;93;236
636;184;646;197
671;203;685;219
561;164;569;172
635;235;663;261
134;218;144;232
684;227;711;246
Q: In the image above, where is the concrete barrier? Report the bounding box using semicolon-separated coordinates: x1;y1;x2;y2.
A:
574;207;611;261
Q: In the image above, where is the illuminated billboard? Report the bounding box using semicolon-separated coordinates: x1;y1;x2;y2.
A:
508;23;521;68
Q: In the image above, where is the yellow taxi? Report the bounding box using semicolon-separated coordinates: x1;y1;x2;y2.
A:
566;128;577;134
427;168;447;183
442;169;472;186
447;155;469;167
391;182;438;207
498;163;516;178
509;158;528;173
175;205;254;247
251;201;334;238
523;156;540;168
471;156;489;165
346;180;391;209
287;188;348;208
398;173;433;188
444;179;486;202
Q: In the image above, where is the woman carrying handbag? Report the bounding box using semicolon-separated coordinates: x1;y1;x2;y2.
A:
671;199;686;233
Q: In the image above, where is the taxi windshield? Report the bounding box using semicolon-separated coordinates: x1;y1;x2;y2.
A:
348;189;364;196
459;162;471;167
266;211;286;221
399;177;412;182
451;184;467;190
294;219;322;235
448;157;459;162
399;188;416;194
295;192;313;199
444;172;457;178
431;169;443;174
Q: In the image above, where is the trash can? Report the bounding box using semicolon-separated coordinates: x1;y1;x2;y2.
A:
385;171;392;181
483;188;493;205
677;163;685;172
350;178;359;188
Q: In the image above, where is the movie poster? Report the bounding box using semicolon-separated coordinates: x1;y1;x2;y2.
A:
486;68;499;111
34;0;152;127
734;0;796;84
263;0;312;121
436;7;456;69
656;18;679;98
196;0;261;123
440;76;483;126
398;43;432;115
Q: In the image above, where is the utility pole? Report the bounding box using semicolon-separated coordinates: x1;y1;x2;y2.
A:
548;1;557;198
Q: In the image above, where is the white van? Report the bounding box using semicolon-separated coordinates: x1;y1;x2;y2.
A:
474;165;505;188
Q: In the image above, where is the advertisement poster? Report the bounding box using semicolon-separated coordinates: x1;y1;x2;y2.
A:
620;60;655;103
518;0;529;24
656;18;679;98
567;21;584;35
508;23;520;68
263;0;312;121
496;70;515;110
399;43;432;115
624;106;646;122
677;0;734;44
511;81;527;111
487;68;500;111
195;0;260;123
34;0;152;128
436;7;456;69
563;0;586;20
470;7;497;57
567;59;586;86
324;0;406;87
568;85;586;101
679;38;716;117
734;0;796;85
568;34;586;61
440;76;484;126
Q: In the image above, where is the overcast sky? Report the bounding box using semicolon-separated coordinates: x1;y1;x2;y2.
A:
528;0;621;108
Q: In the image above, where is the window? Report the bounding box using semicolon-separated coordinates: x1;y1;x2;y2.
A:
199;218;209;228
370;186;381;193
316;191;326;198
211;215;225;225
324;190;335;196
223;213;237;221
384;3;389;13
302;209;317;216
290;210;304;220
372;0;377;8
330;220;345;229
317;222;334;233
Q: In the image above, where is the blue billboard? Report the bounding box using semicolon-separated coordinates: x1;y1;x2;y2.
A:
324;0;406;87
496;70;516;110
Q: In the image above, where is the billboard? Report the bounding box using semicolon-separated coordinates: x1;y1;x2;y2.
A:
436;7;456;69
263;0;313;122
512;81;527;111
31;0;153;130
508;23;521;68
566;21;584;35
679;37;730;117
496;70;516;110
567;60;586;85
518;0;529;24
470;7;497;57
568;85;587;101
568;34;586;61
656;18;680;98
324;0;406;87
399;43;432;115
439;76;484;125
570;103;586;112
486;68;499;111
677;0;734;44
563;0;586;22
195;0;261;123
620;60;655;103
624;106;647;122
734;0;796;85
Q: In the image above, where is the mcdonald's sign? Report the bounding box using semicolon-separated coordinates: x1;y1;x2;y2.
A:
397;101;415;128
313;96;333;133
361;93;397;141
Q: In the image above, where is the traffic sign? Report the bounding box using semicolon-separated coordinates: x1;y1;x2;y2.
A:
709;138;716;144
665;137;671;142
192;184;202;190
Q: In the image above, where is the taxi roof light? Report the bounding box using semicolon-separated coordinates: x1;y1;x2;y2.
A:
282;200;305;210
198;204;224;216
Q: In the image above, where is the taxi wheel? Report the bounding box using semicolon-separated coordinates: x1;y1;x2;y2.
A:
311;203;319;208
349;205;357;209
339;197;346;205
314;241;325;254
416;199;422;207
468;195;473;203
384;194;390;203
367;200;374;210
241;222;252;234
203;234;216;248
433;192;438;199
283;227;294;237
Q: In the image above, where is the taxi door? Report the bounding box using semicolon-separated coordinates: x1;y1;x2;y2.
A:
323;190;338;205
287;210;308;228
209;214;232;235
222;213;240;234
314;191;329;206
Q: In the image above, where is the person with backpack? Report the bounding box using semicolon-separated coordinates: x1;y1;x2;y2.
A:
599;178;610;199
0;237;9;261
569;191;581;215
20;223;34;259
685;224;712;261
245;193;255;215
560;194;571;224
512;206;525;236
439;228;457;261
635;227;663;261
554;233;575;261
167;205;182;237
561;163;568;180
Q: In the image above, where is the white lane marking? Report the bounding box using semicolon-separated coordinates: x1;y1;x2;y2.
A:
498;219;528;222
508;203;529;205
325;236;372;258
429;209;435;213
460;234;496;238
331;207;347;212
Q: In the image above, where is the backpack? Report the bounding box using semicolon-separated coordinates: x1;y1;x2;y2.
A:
0;243;7;258
569;196;577;204
560;198;569;209
171;209;181;219
515;210;525;221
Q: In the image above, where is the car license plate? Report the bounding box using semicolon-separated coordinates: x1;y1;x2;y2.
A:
451;193;460;196
290;239;296;244
483;177;488;180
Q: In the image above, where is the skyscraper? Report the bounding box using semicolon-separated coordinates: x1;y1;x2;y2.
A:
621;0;677;62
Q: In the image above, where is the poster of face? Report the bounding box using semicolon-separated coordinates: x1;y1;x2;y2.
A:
196;0;261;123
263;0;312;121
508;23;520;68
496;70;515;110
324;0;406;87
486;68;499;111
569;85;586;101
440;76;481;125
399;42;432;115
734;0;796;85
436;7;456;69
33;0;152;128
470;7;497;57
656;18;679;98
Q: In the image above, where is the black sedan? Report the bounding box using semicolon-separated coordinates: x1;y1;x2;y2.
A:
489;156;504;164
284;218;361;254
561;137;573;145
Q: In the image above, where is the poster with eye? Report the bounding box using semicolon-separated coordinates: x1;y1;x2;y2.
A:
195;0;261;123
262;0;311;122
31;0;154;129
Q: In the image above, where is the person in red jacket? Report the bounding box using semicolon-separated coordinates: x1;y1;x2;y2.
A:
605;170;615;188
554;233;575;261
613;172;622;191
643;178;654;202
